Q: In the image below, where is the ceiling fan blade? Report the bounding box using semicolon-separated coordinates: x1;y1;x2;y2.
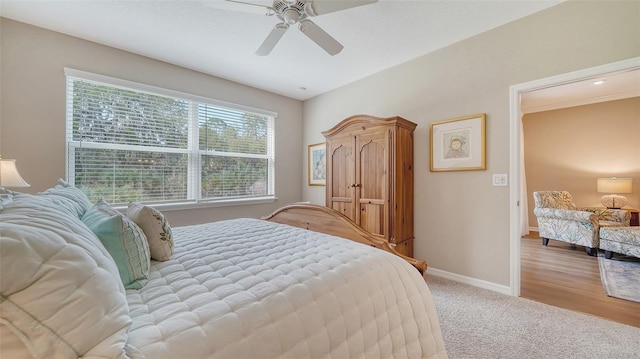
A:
256;23;289;56
306;0;377;16
202;0;274;15
298;19;343;55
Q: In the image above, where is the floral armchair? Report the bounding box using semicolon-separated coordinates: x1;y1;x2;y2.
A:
533;191;630;256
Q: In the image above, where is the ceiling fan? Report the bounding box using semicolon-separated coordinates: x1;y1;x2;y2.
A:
217;0;378;56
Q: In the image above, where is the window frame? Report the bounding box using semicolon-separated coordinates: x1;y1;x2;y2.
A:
64;68;277;210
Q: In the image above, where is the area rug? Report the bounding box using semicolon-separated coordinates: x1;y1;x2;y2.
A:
598;252;640;303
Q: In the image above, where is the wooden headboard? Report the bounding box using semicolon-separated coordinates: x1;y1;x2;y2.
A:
262;203;427;275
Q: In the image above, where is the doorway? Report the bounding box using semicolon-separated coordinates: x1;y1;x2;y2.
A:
508;57;640;296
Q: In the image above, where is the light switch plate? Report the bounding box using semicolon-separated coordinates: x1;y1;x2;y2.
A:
493;174;508;186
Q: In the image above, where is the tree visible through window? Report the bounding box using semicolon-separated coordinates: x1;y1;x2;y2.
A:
65;69;275;206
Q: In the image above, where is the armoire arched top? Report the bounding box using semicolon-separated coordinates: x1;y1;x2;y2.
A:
321;114;417;138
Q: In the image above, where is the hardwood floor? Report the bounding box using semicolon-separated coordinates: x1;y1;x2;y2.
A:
521;231;640;328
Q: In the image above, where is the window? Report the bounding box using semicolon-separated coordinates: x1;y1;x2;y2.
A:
65;68;276;207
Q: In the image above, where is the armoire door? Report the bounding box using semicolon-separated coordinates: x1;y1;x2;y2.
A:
355;129;389;238
327;135;356;220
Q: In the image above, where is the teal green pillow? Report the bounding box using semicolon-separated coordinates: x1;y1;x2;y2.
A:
82;199;150;289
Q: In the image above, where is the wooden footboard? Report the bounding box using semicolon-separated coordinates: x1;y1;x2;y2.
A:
262;203;427;275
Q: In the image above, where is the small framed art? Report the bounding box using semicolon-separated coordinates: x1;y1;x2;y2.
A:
308;142;326;186
430;113;486;172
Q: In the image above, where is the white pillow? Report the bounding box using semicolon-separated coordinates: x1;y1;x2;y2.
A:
127;202;174;261
0;188;13;210
37;178;93;218
0;193;131;358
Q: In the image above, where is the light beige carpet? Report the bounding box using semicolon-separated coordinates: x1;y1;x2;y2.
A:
426;275;640;359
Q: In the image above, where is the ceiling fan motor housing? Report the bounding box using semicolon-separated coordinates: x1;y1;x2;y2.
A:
273;0;310;24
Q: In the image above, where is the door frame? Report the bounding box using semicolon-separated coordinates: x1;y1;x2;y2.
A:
508;57;640;296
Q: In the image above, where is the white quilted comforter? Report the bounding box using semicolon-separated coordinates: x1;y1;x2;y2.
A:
125;218;447;358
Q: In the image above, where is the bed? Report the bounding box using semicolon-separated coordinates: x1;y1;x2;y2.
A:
0;181;447;358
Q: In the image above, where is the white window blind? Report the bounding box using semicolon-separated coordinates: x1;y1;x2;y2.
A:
65;68;276;206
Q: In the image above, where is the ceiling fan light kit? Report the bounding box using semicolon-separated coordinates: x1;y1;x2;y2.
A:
223;0;378;56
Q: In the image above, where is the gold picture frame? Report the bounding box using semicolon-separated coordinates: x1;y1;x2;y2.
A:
308;142;326;186
430;114;486;172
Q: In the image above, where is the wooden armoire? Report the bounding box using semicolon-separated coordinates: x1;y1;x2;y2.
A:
322;115;416;257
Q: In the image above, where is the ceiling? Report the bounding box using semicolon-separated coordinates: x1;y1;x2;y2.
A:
1;0;564;101
521;68;640;114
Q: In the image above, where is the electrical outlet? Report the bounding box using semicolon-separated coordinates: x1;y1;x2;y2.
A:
493;174;508;187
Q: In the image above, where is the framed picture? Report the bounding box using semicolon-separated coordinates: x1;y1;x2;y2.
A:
430;113;486;172
308;142;326;186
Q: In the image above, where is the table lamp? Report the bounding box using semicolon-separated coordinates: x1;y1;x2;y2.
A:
0;157;30;189
597;177;632;209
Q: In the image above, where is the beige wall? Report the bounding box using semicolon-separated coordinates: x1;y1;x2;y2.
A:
524;97;640;227
302;1;640;286
0;18;304;226
2;1;639;288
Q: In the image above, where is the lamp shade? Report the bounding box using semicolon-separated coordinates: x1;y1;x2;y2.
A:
597;177;633;209
597;177;633;194
0;158;30;188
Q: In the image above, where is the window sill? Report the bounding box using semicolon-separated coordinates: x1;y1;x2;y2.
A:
113;196;277;212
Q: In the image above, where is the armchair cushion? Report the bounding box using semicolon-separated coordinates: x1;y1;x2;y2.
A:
582;208;631;226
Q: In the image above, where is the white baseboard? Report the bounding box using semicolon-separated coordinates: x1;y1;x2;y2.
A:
426;267;512;296
426;226;541;296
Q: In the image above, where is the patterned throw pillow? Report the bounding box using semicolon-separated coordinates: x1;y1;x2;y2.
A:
127;202;174;261
82;199;150;289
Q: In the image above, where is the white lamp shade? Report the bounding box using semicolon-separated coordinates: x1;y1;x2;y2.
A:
0;159;30;188
597;177;632;194
597;177;633;209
